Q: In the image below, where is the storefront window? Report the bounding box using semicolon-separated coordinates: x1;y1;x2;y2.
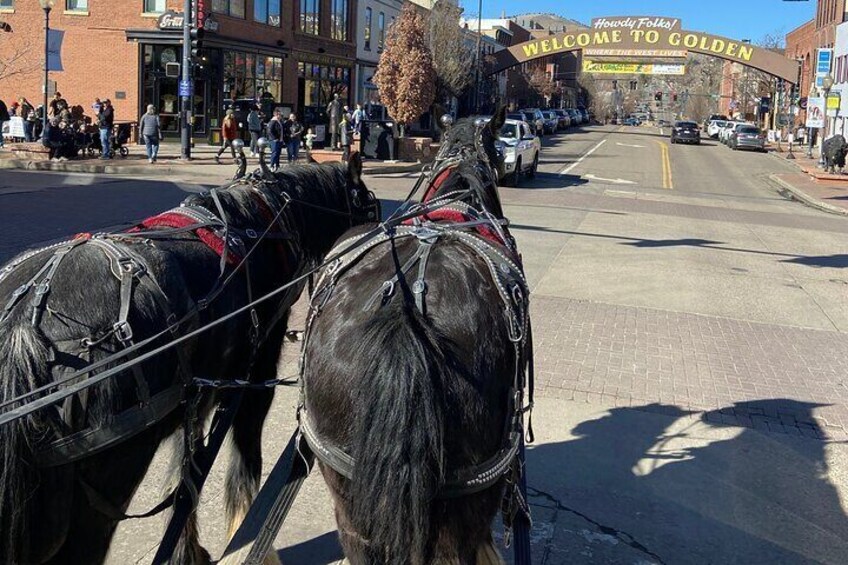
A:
66;0;87;11
298;62;351;112
330;0;348;41
378;12;385;50
212;0;245;18
300;0;319;35
224;50;284;103
0;0;13;7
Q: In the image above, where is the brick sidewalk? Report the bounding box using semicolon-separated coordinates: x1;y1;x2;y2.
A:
531;295;848;439
772;172;848;215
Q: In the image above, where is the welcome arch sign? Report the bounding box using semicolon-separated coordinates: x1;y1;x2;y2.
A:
489;16;799;83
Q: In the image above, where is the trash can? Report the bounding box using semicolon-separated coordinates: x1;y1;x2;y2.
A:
359;120;395;160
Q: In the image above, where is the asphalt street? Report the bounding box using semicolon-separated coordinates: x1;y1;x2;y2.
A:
2;125;847;564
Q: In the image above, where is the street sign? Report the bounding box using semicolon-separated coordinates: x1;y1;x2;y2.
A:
827;92;841;110
806;97;825;128
179;80;193;98
815;48;833;88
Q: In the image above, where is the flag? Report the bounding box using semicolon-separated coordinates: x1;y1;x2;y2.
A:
47;29;64;72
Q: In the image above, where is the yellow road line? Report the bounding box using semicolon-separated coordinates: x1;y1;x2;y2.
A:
654;141;673;189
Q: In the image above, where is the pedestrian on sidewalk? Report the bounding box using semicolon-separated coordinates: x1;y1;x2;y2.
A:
284;113;303;163
216;109;238;164
0;99;9;149
97;99;114;159
340;113;353;163
19;98;35;142
304;128;316;157
267;109;284;171
247;104;262;157
352;103;364;134
139;104;163;164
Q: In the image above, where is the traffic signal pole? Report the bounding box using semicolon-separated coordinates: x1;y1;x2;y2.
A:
181;0;192;160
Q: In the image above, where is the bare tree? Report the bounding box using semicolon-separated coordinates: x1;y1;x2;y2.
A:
0;37;36;84
428;1;475;103
525;66;556;103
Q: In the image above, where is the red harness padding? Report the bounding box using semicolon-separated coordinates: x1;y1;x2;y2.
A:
410;165;507;247
128;212;241;265
405;209;503;247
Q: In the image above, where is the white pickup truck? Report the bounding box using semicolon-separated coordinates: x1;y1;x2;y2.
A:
496;119;542;187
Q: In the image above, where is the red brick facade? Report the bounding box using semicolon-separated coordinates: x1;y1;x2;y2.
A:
0;0;356;140
786;19;816;100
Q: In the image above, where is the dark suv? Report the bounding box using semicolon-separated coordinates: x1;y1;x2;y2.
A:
670;121;701;145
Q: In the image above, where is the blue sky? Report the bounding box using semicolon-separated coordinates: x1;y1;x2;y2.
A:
464;0;816;44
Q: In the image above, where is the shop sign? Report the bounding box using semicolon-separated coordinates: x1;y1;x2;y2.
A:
827;92;841;110
296;52;354;68
158;11;186;30
815;49;833;88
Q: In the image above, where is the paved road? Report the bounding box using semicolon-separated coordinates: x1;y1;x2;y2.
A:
2;126;847;563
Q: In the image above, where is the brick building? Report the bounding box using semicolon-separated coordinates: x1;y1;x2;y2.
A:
0;0;357;143
815;0;847;48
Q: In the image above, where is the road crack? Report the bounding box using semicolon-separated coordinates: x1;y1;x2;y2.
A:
528;486;666;565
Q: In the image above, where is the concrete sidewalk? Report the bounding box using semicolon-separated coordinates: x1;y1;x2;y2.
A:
0;142;424;177
768;149;848;216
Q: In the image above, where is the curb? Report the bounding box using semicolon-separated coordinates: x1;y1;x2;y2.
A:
769;174;848;217
0;158;227;177
0;158;424;177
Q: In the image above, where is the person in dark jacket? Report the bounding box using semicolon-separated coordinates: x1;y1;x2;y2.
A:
42;118;63;160
247;104;263;157
19;98;36;142
267;109;284;171
97;99;115;159
139;104;163;164
0;99;9;148
283;113;304;163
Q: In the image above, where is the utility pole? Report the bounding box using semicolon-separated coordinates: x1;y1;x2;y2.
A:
474;0;483;113
181;0;192;160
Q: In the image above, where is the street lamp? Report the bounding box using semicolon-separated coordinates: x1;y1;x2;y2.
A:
39;0;55;138
819;73;835;167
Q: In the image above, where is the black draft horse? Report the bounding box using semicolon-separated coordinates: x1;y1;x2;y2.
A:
300;107;532;563
0;155;376;564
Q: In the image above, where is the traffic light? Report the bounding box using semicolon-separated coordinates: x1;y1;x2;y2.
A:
655;91;663;101
190;28;205;63
672;93;678;102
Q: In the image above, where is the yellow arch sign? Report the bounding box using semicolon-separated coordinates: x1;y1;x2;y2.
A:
489;16;799;83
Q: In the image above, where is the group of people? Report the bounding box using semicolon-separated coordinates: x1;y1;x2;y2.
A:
0;92;119;161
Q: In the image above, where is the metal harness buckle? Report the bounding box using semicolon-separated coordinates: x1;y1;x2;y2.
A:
113;320;134;343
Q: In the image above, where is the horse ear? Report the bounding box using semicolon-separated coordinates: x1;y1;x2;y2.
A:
488;105;508;134
348;151;363;184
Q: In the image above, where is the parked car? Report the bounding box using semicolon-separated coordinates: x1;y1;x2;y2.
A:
541;111;559;134
519;108;546;136
577;107;590;123
566;108;582;125
552;109;571;129
496;119;541;186
670;121;701;144
721;122;749;145
707;119;728;139
623;116;642;126
719;121;741;144
704;113;729;129
729;125;766;152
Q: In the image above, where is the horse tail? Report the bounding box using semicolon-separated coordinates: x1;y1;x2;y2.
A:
349;303;450;564
0;323;52;562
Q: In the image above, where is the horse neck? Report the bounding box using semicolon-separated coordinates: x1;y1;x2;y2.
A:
431;161;504;219
270;166;353;258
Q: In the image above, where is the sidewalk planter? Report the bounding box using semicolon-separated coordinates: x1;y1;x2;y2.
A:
397;137;433;162
5;143;50;161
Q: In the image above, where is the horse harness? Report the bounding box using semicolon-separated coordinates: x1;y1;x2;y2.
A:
297;197;535;541
0;184;300;469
